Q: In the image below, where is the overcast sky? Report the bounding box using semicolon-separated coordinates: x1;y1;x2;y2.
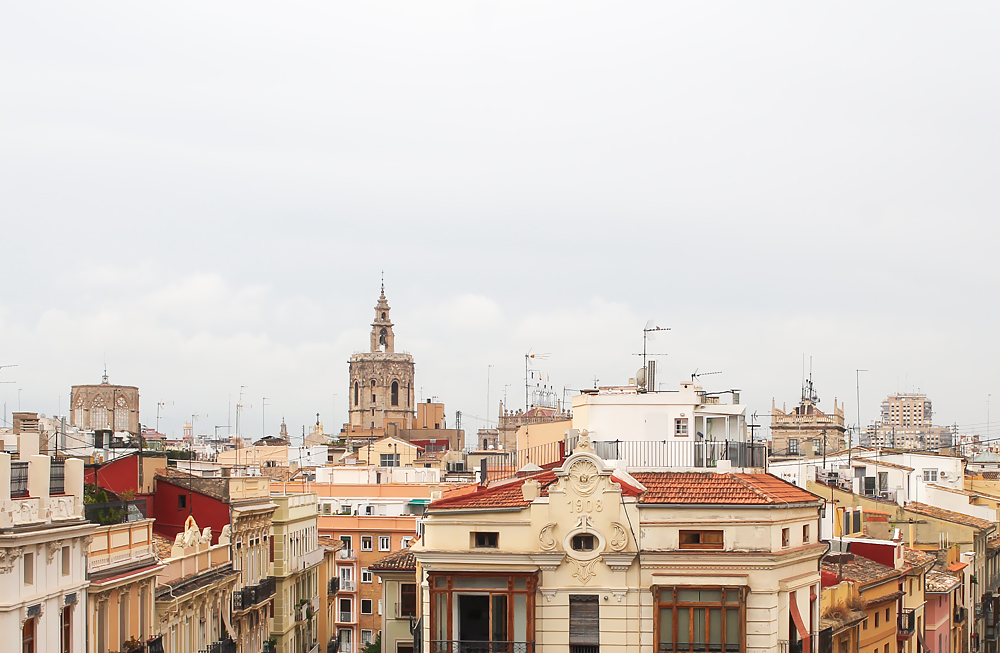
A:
2;2;998;443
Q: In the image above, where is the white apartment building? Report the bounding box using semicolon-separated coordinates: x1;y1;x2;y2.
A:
0;439;92;653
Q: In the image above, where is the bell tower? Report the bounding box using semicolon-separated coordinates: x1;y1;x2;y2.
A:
347;283;415;435
370;286;395;353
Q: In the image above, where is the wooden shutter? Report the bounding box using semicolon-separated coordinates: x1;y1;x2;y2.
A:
569;595;600;645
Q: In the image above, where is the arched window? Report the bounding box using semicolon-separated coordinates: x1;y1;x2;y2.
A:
391;382;399;406
114;395;129;433
381;312;386;320
91;395;109;430
371;379;376;387
354;382;359;406
379;328;388;349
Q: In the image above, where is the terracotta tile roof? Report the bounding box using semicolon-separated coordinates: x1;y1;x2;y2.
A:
989;533;1000;550
927;484;1000;501
429;469;643;511
947;562;968;572
925;569;962;593
369;547;416;572
429;471;559;510
902;547;936;571
632;472;823;506
821;554;900;588
904;502;996;532
317;536;344;552
430;469;821;510
853;459;914;472
153;534;174;560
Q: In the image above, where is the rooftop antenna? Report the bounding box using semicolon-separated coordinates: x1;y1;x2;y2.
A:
690;369;722;383
640;320;670;372
524;350;549;411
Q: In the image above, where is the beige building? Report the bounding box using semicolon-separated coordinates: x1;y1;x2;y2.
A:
414;436;825;653
370;547;417;653
346;288;416;436
770;379;846;456
229;482;278;653
270;492;322;653
864;392;953;450
155;516;240;653
86;516;162;653
70;372;140;435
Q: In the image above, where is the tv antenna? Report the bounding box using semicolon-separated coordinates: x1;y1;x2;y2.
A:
691;369;722;383
524;350;549;412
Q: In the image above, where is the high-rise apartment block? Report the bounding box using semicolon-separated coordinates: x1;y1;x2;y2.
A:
880;393;933;427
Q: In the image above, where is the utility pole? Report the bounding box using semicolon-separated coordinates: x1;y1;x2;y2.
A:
851;369;868;491
486;365;493;428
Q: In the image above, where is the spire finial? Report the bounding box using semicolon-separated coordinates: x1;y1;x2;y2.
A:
380;270;385;296
102;362;108;384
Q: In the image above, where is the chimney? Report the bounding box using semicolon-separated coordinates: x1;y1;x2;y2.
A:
522;479;540;502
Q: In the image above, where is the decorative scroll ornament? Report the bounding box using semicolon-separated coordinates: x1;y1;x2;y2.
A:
569;459;600;496
538;523;558;551
46;540;63;564
609;522;629;552
572;558;601;584
0;546;24;574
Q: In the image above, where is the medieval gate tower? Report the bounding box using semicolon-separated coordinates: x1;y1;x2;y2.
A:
347;286;415;433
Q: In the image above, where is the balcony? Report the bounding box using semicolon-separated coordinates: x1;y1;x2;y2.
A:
430;642;534;653
337;611;355;624
232;576;276;611
87;518;156;574
340;579;356;592
202;638;238;653
85;499;147;526
328;577;340;595
338;549;356;561
898;609;916;639
483;438;766;482
956;606;968;624
778;637;819;653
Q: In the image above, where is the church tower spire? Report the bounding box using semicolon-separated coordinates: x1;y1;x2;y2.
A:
370;286;395;353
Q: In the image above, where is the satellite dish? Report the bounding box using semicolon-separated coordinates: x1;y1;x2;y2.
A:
635;367;647;387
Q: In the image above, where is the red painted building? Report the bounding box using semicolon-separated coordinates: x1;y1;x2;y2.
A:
84;452;167;518
151;475;232;541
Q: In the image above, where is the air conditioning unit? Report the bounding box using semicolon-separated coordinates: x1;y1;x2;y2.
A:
940;472;949;479
322;504;332;515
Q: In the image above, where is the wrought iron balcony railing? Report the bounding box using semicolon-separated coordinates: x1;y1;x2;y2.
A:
430;642;534;653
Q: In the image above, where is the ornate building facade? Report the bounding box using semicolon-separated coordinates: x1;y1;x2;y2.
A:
415;434;826;653
346;289;415;436
70;372;140;435
0;439;92;653
770;377;846;456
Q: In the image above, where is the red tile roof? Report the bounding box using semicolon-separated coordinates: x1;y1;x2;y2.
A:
632;472;823;506
429;469;820;510
429;471;559;510
904;502;996;531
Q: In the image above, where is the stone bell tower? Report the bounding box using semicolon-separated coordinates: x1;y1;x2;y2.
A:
370;289;395;353
347;284;415;434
